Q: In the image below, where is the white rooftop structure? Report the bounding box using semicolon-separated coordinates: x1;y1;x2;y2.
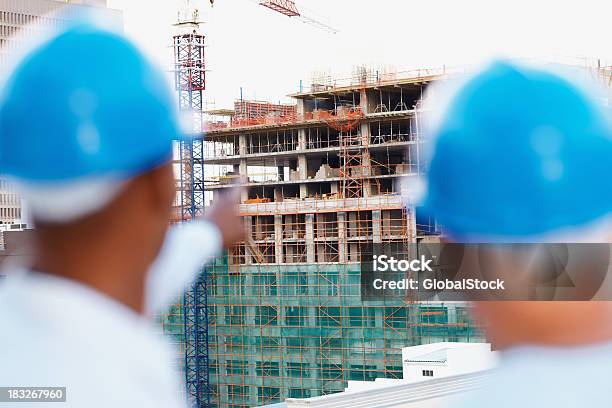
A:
402;342;497;382
268;371;488;408
260;342;498;408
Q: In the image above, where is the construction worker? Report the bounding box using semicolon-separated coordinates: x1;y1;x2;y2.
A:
423;61;612;407
0;22;243;407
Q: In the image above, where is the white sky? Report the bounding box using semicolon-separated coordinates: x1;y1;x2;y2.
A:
107;0;612;108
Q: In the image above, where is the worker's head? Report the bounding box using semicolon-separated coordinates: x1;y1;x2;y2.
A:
422;61;612;348
0;22;180;287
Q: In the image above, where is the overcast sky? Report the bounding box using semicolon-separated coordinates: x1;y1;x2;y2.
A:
106;0;612;108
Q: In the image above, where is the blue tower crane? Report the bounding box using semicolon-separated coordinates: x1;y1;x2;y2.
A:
174;1;210;406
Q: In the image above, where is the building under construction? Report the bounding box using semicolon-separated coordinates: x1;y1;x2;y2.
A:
164;6;611;407
163;68;484;408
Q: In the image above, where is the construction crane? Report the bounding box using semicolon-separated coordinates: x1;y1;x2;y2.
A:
174;1;335;407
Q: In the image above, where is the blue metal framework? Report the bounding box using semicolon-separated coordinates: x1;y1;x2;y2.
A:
173;31;211;407
182;271;211;407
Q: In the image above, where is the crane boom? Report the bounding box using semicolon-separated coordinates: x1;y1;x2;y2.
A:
259;0;300;17
297;14;338;34
251;0;338;33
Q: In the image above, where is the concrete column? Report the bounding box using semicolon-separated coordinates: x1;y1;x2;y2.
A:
274;214;284;264
297;98;306;117
306;213;315;263
372;210;382;244
274;187;283;203
299;184;308;199
244;216;253;265
338;211;347;263
239;159;248;178
360;122;370;147
298;154;307;179
360;89;369;115
360;122;372;197
239;133;248;156
408;206;417;245
298;128;307;151
362;157;372;198
239;159;249;202
298;154;308;199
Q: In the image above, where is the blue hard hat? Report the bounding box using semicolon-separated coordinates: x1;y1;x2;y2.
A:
0;22;181;183
423;61;612;240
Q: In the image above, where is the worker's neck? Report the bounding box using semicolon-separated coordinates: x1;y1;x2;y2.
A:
33;232;148;315
494;306;612;349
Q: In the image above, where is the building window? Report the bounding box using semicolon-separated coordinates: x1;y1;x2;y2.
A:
285;306;304;327
317;306;341;327
253;272;277;296
255;305;278;326
422;369;434;377
257;386;280;404
348;364;378;381
288;388;311;399
287;362;310;378
227;385;249;402
226;360;246;376
256;361;280;377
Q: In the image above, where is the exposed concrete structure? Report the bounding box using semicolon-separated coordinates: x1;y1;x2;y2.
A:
203;73;441;265
179;72;484;408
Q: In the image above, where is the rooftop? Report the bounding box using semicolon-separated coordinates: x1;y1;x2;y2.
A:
259;371;488;408
405;348;449;364
288;67;452;99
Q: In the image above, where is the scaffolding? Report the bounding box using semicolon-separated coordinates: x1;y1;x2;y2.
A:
162;73;482;408
163;222;479;407
156;60;612;407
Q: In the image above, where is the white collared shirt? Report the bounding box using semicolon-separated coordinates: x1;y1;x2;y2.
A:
0;220;221;407
458;342;612;408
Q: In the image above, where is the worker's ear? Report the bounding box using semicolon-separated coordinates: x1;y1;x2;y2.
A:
141;162;176;214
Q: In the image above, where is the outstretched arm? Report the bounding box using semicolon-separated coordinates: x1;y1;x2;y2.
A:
144;189;244;315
